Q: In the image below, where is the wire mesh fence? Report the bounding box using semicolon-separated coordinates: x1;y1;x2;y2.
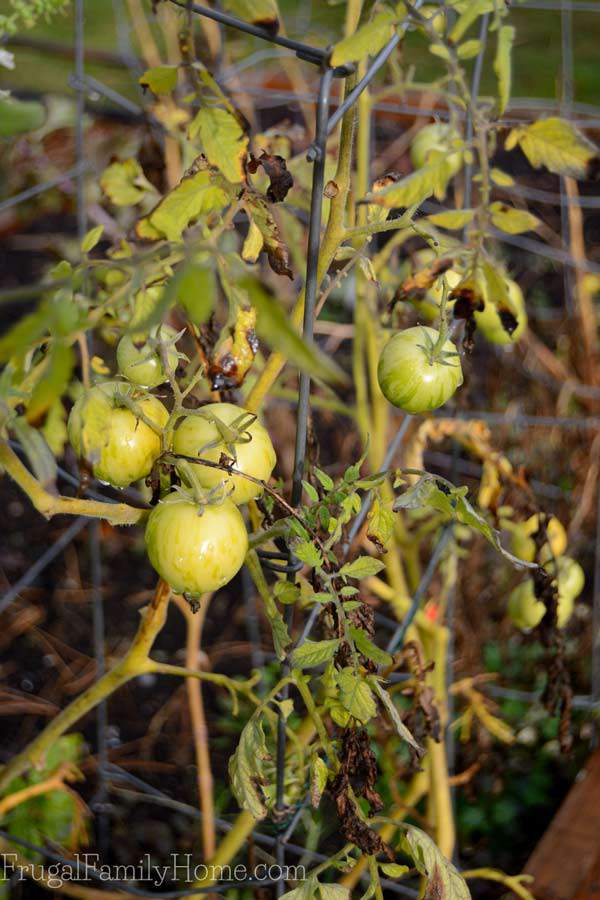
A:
1;0;600;895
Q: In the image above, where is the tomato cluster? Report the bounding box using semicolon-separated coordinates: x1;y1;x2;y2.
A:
67;333;276;597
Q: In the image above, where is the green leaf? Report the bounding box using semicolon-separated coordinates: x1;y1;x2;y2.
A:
380;864;410;878
100;158;156;207
189;106;248;184
240;278;349;387
294;540;324;569
330;10;396;66
339;556;386;579
393;478;455;516
138;163;232;242
313;467;334;492
128;284;172;333
349;626;392;668
274;580;300;605
370;680;422;753
12;417;57;491
221;0;279;31
81;225;104;254
401;826;471;900
229;711;272;819
281;878;319;900
176;263;216;325
494;25;514;114
303;480;319;503
139;65;178;95
27;343;75;422
506;117;598;179
0;97;45;137
489;202;540;235
453;492;536;570
292;639;340;669
335;668;377;724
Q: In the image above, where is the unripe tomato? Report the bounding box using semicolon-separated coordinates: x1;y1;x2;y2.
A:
117;324;179;388
410;124;462;177
509;515;567;563
144;493;248;595
68;381;168;488
545;555;585;601
172;402;276;505
377;326;463;414
508;555;584;630
475;278;527;345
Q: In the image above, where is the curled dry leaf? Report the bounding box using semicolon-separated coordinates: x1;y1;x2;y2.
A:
208;306;259;391
248;151;294;202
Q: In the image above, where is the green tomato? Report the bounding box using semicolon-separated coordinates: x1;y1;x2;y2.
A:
172;402;276;505
410;123;462;177
67;381;168;488
117;324;179;388
377;326;463;414
475;278;527;345
144;493;248;595
508;556;583;631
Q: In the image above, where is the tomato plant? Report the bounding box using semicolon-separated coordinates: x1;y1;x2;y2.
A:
0;0;598;896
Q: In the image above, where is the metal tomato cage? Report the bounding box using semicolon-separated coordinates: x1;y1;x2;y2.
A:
2;0;600;895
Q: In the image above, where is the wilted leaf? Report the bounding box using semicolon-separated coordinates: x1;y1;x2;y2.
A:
310;756;328;808
367;496;395;552
241;278;349;387
292;639;340;669
494;25;514;114
319;887;350;900
139;65;178;95
339;556;386;579
248;151;293;202
489;203;540;235
128;284;171;333
0;96;45;137
330;10;396;66
100;158;156;207
242;220;264;263
137;159;232;242
242;191;292;278
209;306;258;390
402;826;471;900
229;712;272;819
397;257;454;301
222;0;279;32
506;117;599;179
371;680;422;753
189;106;248;184
394;477;455;516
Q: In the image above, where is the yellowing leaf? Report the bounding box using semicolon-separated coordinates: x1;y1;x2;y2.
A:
137;163;232;242
292;639;340;669
449;0;493;43
221;0;279;30
100;159;156;207
401;826;471;900
457;39;483;60
366;155;456;208
190;106;248;184
330;10;396;66
494;25;514;114
507;117;598;179
242;220;264;263
229;711;272;819
490;167;514;187
81;225;104;254
139;65;178;95
490;202;540;235
427;209;475;230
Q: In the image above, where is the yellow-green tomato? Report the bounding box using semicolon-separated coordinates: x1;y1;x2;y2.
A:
509;515;568;563
117;324;179;388
508;579;574;630
377;326;463;414
546;555;585;601
68;382;168;488
144;494;248;595
410;123;462;177
475;278;527;345
172;402;276;505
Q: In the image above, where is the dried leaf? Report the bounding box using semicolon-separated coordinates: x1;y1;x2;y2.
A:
241;191;292;278
248;151;293;202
